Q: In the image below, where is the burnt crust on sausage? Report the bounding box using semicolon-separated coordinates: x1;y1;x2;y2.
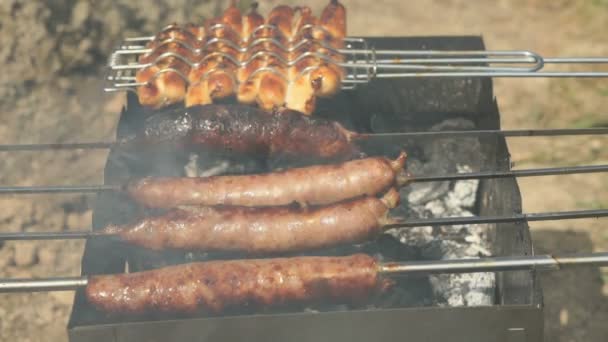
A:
132;104;359;161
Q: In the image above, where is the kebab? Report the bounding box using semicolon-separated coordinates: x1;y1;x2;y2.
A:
135;1;347;113
186;1;243;107
102;188;400;254
136;24;203;108
86;254;389;315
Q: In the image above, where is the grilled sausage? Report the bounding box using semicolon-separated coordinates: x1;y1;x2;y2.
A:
284;6;318;114
136;24;204;108
139;41;199;66
319;0;347;40
129;104;359;161
242;2;265;43
104;188;399;253
237;4;266;104
186;56;237;107
253;5;293;111
285;56;317;114
267;5;295;42
86;254;389;315
128;152;408;209
308;0;346;98
149;24;201;45
221;0;243;38
185;13;241;107
136;62;190;109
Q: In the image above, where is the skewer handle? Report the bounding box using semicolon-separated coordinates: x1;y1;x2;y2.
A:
379;253;608;275
0;277;88;292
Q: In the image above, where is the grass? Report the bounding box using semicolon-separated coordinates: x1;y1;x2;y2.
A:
575;200;608;211
571;113;608;129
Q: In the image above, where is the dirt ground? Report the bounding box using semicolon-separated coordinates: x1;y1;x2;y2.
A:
0;1;607;341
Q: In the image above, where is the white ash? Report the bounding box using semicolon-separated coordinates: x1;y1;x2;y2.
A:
390;164;495;307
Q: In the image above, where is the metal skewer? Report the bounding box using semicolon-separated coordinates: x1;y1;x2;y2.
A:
0;163;606;195
382;209;608;229
1;252;607;292
0;127;607;152
1;208;607;242
105;30;608;93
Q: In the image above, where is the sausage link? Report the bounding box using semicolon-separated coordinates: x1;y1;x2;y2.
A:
136;62;189;109
105;188;399;253
128;152;408;208
241;2;265;43
320;0;347;40
132;104;359;161
86;254;386;315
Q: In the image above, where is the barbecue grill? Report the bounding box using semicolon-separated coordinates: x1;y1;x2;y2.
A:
1;30;608;342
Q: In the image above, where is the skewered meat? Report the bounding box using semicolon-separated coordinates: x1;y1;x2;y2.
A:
284;7;316;114
136;24;199;109
104;188;400;253
136;62;190;109
319;0;347;40
128;152;409;209
132;1;347;114
186;2;242;107
237;4;266;104
127;104;359;161
309;0;346;98
252;5;293;111
86;254;390;315
148;24;203;46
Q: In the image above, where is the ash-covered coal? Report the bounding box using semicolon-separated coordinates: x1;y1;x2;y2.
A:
387;118;495;307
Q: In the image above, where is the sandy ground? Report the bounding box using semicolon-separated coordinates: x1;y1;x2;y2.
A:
0;1;607;341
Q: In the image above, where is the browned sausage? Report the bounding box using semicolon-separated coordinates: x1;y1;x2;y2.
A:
284;6;318;114
129;104;360;162
149;24;201;45
104;188;400;253
253;5;294;111
319;0;347;40
86;254;389;315
309;62;343;98
242;2;265;43
267;5;295;43
139;41;199;66
135;61;189;109
221;0;243;38
128;152;408;209
310;0;347;98
186;57;237;107
185;9;242;108
237;4;266;104
136;24;198;108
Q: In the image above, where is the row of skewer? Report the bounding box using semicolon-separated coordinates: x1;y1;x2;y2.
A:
1;103;608;315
